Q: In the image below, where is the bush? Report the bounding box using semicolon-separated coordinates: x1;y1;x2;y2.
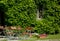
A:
0;0;36;27
34;19;60;34
34;0;60;34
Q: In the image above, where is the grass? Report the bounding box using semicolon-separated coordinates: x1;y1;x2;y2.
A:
0;40;7;41
39;34;60;40
0;34;60;41
20;34;60;41
47;34;60;39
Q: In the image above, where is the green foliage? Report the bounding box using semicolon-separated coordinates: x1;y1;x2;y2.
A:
34;19;60;34
0;0;60;34
34;0;60;34
0;0;36;27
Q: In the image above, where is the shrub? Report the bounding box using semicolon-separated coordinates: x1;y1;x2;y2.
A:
34;0;60;34
0;0;36;27
34;19;60;34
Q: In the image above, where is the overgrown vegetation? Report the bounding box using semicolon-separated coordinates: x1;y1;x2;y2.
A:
0;0;60;34
34;0;60;34
0;0;36;27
